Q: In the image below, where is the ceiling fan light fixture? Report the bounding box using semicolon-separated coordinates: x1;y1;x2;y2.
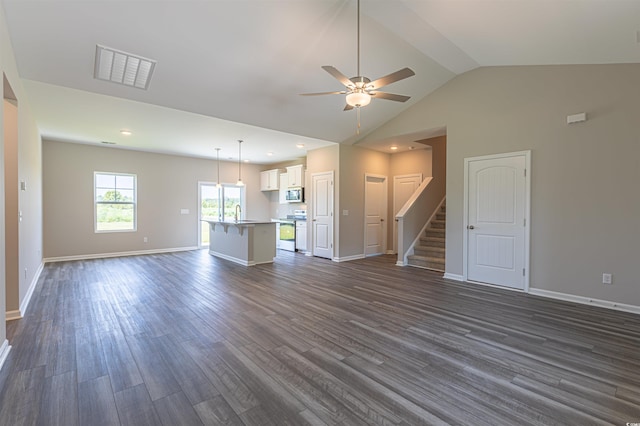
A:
346;91;371;107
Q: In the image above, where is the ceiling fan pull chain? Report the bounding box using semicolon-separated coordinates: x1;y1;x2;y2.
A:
356;107;361;135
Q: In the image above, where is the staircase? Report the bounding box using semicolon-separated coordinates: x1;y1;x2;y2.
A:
407;203;446;272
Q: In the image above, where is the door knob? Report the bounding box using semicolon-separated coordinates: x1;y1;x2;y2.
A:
467;225;475;229
380;218;384;222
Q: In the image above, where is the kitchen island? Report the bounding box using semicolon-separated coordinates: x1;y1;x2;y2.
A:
204;220;276;266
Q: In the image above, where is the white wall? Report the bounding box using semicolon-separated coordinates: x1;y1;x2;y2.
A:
363;64;640;307
43;140;271;259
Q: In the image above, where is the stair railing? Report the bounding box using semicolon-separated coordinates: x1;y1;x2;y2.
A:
395;177;443;266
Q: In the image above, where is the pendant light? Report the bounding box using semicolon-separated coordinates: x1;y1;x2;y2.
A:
236;140;244;186
215;148;221;188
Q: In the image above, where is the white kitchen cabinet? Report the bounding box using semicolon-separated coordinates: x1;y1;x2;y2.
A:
295;220;307;252
286;165;304;188
279;173;288;204
260;169;280;191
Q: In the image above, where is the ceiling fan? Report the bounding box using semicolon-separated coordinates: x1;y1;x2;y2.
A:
300;0;415;111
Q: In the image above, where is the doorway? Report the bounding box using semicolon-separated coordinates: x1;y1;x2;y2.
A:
463;151;530;290
364;174;387;256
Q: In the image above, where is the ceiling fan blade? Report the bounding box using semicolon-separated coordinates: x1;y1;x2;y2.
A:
300;91;346;96
369;67;415;89
322;66;354;88
370;92;411;102
343;104;354;111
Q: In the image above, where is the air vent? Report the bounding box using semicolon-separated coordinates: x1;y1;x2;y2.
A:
94;45;156;90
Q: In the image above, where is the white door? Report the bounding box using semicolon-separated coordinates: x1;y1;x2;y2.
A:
393;174;422;253
364;174;387;256
466;152;529;290
311;171;334;259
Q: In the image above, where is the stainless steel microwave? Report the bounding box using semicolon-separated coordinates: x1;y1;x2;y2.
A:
285;187;304;203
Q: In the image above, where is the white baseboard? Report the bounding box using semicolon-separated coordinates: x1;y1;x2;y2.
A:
20;262;43;317
396;261;407;266
333;254;365;263
5;261;44;321
43;246;199;263
443;273;464;281
5;310;21;321
0;340;11;372
529;288;640;315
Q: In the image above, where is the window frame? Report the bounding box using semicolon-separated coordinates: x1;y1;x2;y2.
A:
198;181;246;247
94;171;138;233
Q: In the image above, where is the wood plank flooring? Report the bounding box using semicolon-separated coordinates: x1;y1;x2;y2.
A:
1;249;639;425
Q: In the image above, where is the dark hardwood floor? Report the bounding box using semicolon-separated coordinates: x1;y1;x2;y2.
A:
0;249;639;425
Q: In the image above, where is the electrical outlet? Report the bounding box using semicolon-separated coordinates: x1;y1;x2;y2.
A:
143;237;148;243
602;273;612;285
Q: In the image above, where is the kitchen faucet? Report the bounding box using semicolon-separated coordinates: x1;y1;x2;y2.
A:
234;204;241;222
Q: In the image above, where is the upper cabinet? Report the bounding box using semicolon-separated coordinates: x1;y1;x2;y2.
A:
260;169;280;191
279;173;288;204
286;165;304;187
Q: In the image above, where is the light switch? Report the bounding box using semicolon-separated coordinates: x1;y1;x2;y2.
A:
343;210;349;216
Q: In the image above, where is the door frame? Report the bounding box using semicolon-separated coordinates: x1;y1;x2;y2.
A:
363;173;387;256
462;150;531;291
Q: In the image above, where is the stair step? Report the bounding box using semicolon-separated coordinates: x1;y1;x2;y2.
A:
420;236;445;248
436;212;446;220
425;228;445;238
407;255;445;272
430;219;446;229
414;245;445;258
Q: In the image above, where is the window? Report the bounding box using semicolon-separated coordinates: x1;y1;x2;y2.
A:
198;182;245;246
95;172;137;232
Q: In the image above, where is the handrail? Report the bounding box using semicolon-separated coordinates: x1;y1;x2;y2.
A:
395;177;443;266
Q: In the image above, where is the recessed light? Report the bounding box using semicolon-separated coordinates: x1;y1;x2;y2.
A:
244;159;250;163
120;130;132;136
296;143;304;148
390;145;398;150
267;152;273;156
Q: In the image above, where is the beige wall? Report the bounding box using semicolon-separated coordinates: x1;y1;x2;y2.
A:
43;140;271;259
389;148;432;180
306;143;437;260
363;64;640;306
307;144;339;257
338;144;389;259
1;6;43;341
4;99;17;312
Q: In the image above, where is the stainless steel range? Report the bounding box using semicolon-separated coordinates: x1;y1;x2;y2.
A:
278;210;306;252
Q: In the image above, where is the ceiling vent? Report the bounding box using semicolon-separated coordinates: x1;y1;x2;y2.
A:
94;45;156;90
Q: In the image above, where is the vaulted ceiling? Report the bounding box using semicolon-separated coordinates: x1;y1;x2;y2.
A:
4;0;640;163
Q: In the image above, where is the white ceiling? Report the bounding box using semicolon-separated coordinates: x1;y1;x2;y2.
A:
3;0;640;163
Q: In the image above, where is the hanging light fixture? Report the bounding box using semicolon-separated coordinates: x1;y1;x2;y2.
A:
236;140;244;186
215;148;222;188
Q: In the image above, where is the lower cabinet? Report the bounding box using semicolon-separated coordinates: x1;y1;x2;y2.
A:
295;221;307;252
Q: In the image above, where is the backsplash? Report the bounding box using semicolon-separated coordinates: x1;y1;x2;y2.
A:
276;203;307;219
